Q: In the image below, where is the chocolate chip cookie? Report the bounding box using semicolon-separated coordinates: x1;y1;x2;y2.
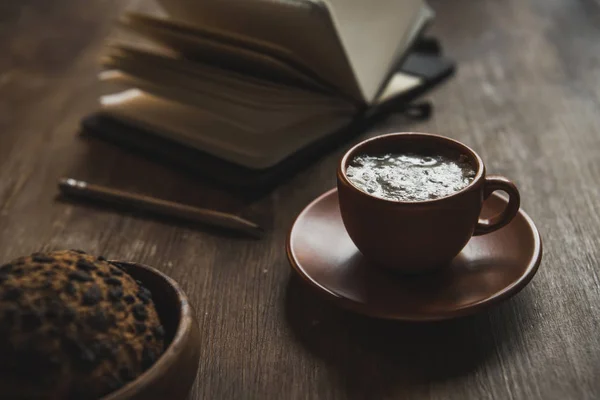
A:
0;250;165;400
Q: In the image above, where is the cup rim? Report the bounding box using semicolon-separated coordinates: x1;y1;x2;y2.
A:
338;132;485;205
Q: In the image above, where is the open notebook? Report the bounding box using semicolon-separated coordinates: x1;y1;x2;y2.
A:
89;0;454;190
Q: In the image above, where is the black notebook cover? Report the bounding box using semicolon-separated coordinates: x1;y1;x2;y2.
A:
82;38;455;194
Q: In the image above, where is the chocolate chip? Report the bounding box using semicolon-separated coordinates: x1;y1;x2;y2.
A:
87;308;114;332
104;277;122;286
31;265;43;271
71;249;87;254
97;256;106;262
82;284;103;306
42;270;56;277
96;270;109;278
52;264;62;270
76;260;97;272
110;267;123;276
12;268;24;277
132;304;148;321
137;287;152;304
110;262;126;271
137;293;150;305
21;310;43;331
153;325;165;339
134;322;147;334
114;302;126;312
141;347;157;370
124;295;135;304
2;286;22;301
65;281;77;296
145;334;153;342
68;271;92;282
108;286;123;301
32;255;54;263
119;367;135;382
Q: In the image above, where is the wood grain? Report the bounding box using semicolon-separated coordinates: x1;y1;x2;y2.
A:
1;0;600;399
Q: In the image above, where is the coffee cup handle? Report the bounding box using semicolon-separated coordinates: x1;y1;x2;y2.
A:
473;176;521;236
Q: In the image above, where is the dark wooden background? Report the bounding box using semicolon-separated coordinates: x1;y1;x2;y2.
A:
1;0;599;398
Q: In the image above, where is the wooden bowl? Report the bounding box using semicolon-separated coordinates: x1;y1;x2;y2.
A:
101;261;201;400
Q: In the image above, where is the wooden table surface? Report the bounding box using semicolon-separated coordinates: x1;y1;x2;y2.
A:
1;0;599;399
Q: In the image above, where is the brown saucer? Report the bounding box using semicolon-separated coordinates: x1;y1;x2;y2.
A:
286;189;542;321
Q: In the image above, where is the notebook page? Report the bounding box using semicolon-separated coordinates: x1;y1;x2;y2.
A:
122;13;326;84
103;45;355;109
156;0;363;100
119;14;335;94
100;90;352;169
373;5;435;105
100;71;354;131
374;4;434;102
323;0;428;103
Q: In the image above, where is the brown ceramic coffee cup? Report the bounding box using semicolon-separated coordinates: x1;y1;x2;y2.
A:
336;132;520;273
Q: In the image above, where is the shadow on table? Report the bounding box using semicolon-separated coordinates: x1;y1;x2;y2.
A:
284;276;537;398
